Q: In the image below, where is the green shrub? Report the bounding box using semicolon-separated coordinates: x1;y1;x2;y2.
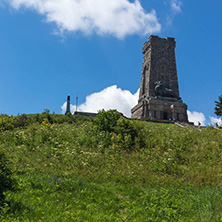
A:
111;118;138;150
0;150;15;205
93;109;122;132
93;110;142;151
13;114;28;128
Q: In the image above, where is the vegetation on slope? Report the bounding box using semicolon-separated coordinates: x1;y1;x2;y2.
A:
1;111;222;221
215;94;222;118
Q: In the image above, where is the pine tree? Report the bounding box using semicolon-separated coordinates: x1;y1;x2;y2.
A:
215;95;222;117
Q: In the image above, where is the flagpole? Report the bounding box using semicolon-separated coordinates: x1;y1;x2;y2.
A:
170;104;174;121
76;93;78;112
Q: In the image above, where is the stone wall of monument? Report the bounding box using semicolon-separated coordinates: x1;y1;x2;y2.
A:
132;99;188;122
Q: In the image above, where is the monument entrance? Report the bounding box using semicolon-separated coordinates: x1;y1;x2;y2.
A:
163;111;168;120
131;35;188;122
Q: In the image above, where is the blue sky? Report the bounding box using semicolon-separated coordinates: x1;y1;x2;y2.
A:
0;0;222;125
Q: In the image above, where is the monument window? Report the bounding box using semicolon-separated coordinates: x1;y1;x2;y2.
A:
142;66;147;95
146;104;149;117
154;111;156;118
177;113;180;121
163;112;168;120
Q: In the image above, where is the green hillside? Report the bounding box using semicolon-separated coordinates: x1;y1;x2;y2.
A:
1;111;222;221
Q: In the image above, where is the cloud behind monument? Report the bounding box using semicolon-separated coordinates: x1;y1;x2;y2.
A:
210;117;222;127
61;85;139;117
7;0;161;38
187;110;206;126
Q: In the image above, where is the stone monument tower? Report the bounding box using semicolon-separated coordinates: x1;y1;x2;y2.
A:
131;35;188;122
65;94;71;115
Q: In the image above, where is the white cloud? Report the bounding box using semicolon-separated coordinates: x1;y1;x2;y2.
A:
61;101;76;114
164;0;182;26
210;116;222;127
170;0;182;13
187;110;206;126
7;0;161;38
61;85;139;117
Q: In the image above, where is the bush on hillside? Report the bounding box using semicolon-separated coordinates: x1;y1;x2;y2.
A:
93;109;122;132
93;110;141;150
0;150;15;206
13;114;29;128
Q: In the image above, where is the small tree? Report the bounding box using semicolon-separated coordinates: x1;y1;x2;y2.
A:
215;95;222;117
42;109;50;114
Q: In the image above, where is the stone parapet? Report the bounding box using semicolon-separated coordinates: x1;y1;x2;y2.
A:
131;98;188;122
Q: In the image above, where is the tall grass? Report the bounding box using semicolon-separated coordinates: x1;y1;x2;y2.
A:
0;113;222;221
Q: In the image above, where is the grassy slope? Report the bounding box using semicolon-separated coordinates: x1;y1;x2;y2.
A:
1;114;222;221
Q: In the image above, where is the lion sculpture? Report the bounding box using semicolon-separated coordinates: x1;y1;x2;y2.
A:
154;81;176;98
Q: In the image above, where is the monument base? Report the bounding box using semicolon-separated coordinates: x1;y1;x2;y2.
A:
131;97;188;122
